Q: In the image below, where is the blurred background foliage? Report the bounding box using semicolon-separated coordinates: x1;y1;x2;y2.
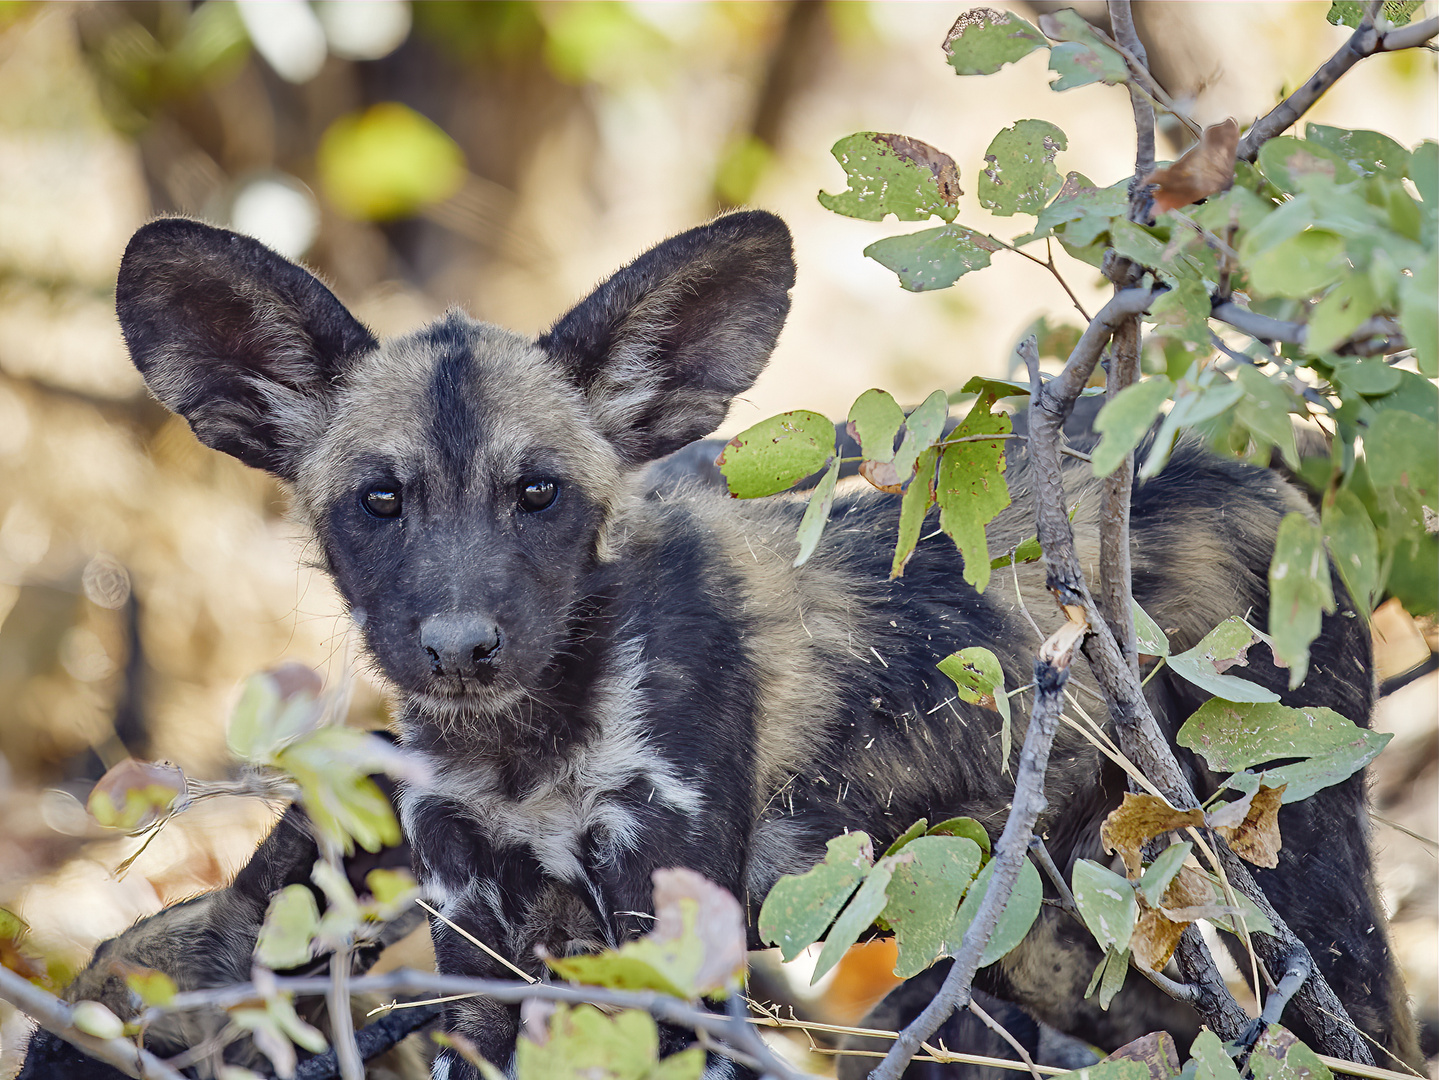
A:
0;2;1433;1072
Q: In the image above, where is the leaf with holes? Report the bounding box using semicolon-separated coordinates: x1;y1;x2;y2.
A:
886;836;984;978
758;832;873;962
1207;784;1286;868
716;410;835;499
1100;794;1205;877
943;8;1048;75
1166;616;1282;703
979;120;1067;217
865;226;1002;292
1248;1026;1334;1080
819;133;961;223
938;647;1012;766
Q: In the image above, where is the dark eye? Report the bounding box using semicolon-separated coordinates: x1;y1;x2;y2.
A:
361;486;403;519
518;478;559;513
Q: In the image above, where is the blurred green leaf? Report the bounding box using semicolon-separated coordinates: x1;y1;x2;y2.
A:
1322;489;1381;612
317;103;466;221
1257;137;1359;194
1399;252;1438;376
1268;512;1336;685
1091;376;1173;479
257;884;320;970
1366;409;1439;500
1234;365;1301;469
1307;274;1379;353
1327;1;1420;27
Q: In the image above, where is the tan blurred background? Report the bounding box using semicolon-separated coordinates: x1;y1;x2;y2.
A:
0;1;1434;1074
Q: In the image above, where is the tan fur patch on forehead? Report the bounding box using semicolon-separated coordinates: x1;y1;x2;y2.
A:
290;311;624;520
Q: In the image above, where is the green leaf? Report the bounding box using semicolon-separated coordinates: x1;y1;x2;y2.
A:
1331;357;1402;398
317;103;466;221
1365;409;1439;499
927;817;991;856
1234;365;1301;469
87;758;186;832
123;967;178;1007
1072;859;1138;954
1399;253;1437;377
945;856;1042;967
886;836;984;979
649;1048;706;1080
716;410;835;498
1410;140;1438;208
1108;220;1201;283
1306;274;1379;354
1014;173;1126;246
1091;377;1174;479
819;132;960;223
1257;137;1360;195
1268;512;1336;686
1138;842;1193;908
1190;1030;1245;1080
1166;616;1282;704
228;672;282;762
865;226;1002;292
1041;9;1130;93
812;856;896;984
991;534;1042;570
938;647;1012;765
1327;0;1421;27
1249;1026;1334;1080
848;390;906;464
1180;700;1390;802
1148;279;1213;351
943;8;1048;75
1132;601;1170;658
891;445;939;579
758;832;873;962
883;819;930;857
257;884;321;970
1247;229;1348;298
1141;377;1245;479
1097;945;1130;1008
894;390;952;480
793;458;840;568
276;729;404;852
1322;489;1381;613
979;120;1068;218
550;894;724;1000
936;396;1012;591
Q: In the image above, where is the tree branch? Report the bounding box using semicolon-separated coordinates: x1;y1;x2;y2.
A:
1237;16;1439;162
0;965;188;1080
866;588;1085;1079
1023;301;1377;1065
1211;301;1407;357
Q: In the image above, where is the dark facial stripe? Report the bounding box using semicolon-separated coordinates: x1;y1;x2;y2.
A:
425;319;482;485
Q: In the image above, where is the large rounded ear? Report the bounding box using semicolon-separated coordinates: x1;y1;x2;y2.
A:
116;219;377;480
537;211;795;465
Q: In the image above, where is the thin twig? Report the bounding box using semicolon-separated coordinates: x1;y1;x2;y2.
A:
0;965;188;1080
867;614;1084;1080
1237;16;1439;161
968;997;1045;1080
1211;301;1408;358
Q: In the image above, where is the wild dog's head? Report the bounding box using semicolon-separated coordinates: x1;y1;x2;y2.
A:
116;213;794;716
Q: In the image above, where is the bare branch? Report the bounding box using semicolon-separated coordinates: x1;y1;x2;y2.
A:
1024;306;1378;1064
1212;301;1407;356
1238;16;1439;161
0;965;188;1080
867;594;1085;1080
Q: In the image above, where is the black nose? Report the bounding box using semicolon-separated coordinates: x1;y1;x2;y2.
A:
420;614;502;677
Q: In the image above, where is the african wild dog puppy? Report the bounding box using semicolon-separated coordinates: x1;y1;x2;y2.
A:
34;211;1417;1078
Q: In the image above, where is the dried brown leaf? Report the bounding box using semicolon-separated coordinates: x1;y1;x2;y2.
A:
1208;784;1286;869
1131;907;1188;972
873;134;963;204
1144;119;1239;214
1102;1029;1181;1080
859;458;905;493
1100;793;1206;876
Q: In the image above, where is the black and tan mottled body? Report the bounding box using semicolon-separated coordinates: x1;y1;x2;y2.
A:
25;212;1415;1079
